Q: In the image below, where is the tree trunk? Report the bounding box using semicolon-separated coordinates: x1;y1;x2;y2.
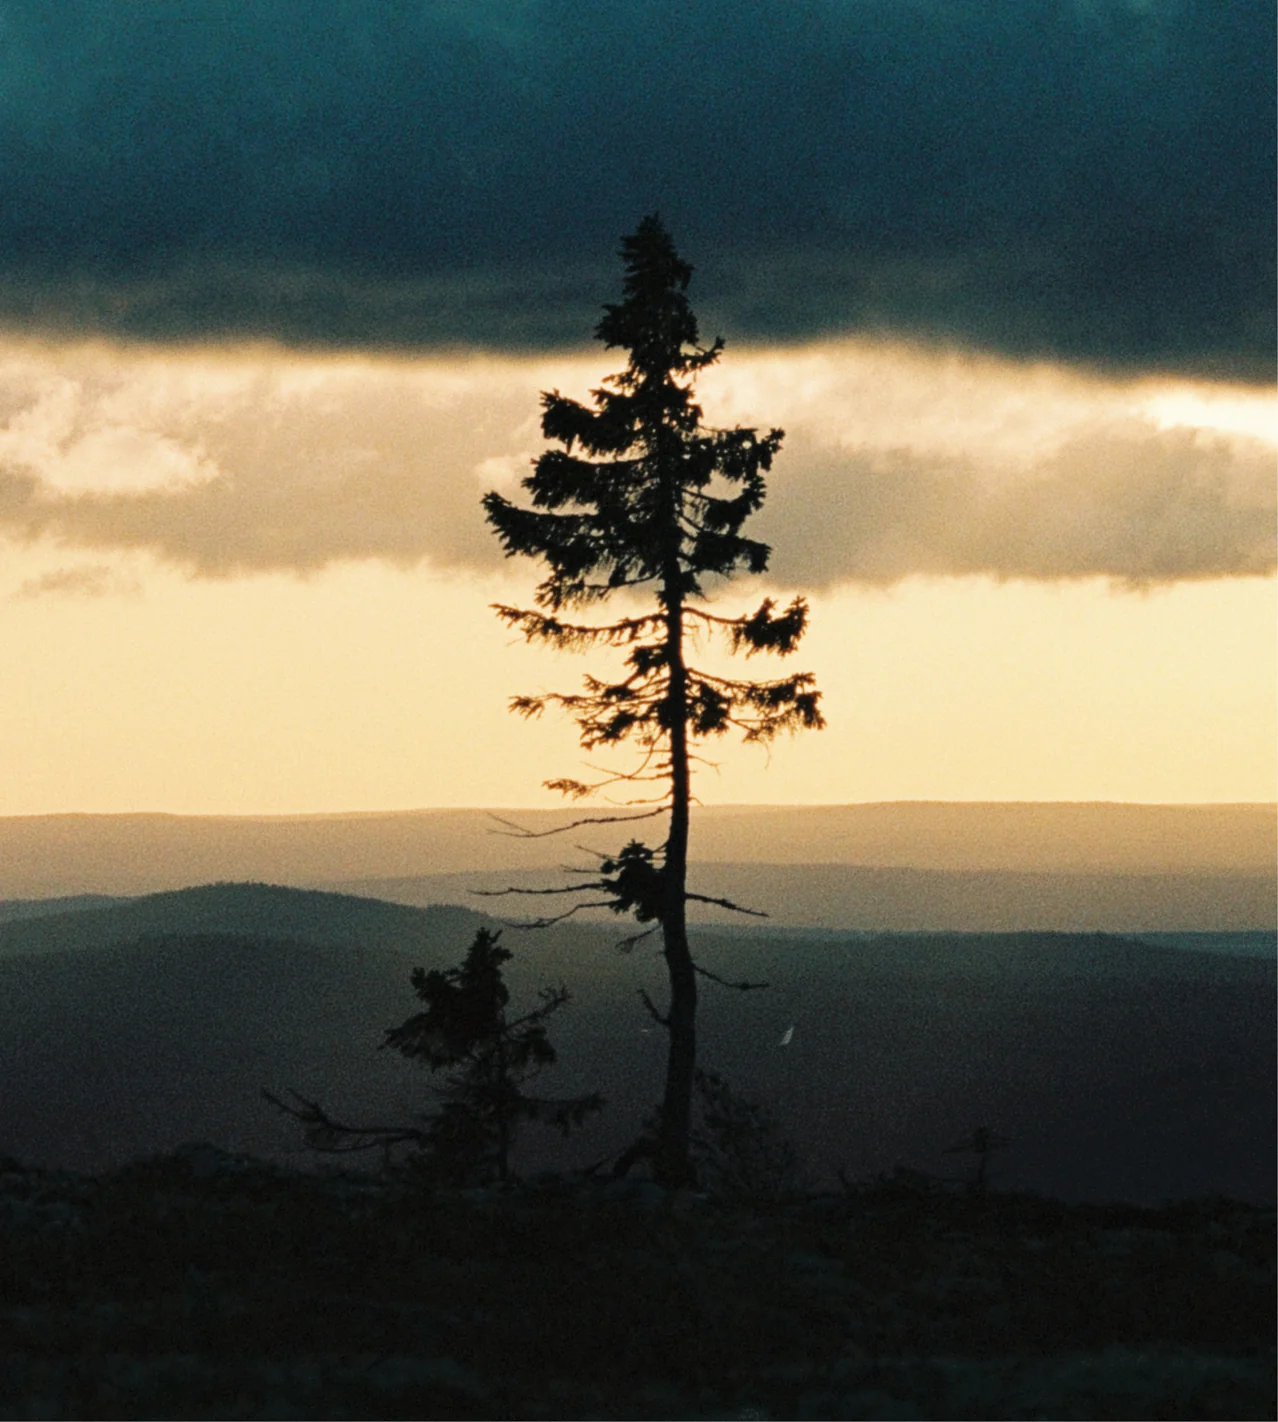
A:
494;1036;511;1186
655;586;698;1189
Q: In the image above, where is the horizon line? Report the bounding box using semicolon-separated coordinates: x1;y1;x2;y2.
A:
3;799;1274;823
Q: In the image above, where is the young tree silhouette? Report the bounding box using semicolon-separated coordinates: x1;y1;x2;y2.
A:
384;927;603;1186
482;216;823;1187
266;928;602;1186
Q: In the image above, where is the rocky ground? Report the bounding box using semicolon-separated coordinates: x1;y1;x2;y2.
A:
0;1145;1272;1420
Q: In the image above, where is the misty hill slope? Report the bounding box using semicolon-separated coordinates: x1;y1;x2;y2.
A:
0;894;122;923
325;862;1277;932
1135;930;1277;958
0;882;484;960
0;883;1271;1205
0;883;619;1177
1;802;1272;899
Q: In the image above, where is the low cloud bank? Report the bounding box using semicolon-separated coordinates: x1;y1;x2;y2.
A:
759;422;1276;589
0;341;1271;590
0;348;534;579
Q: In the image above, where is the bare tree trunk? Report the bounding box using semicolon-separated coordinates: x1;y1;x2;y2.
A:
655;587;698;1189
494;1036;511;1186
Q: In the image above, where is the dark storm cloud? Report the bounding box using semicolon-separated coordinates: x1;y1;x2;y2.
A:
0;0;1271;377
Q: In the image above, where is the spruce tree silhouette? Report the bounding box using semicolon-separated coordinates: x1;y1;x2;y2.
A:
482;216;824;1188
266;928;602;1185
384;927;603;1186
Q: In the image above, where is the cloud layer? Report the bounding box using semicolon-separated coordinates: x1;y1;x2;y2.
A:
0;0;1272;376
0;346;545;578
2;340;1271;589
757;423;1276;588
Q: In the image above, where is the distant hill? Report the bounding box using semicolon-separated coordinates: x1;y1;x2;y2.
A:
0;881;1271;1206
0;885;496;1176
0;881;484;960
1133;931;1277;959
325;863;1277;933
0;894;122;923
0;802;1272;900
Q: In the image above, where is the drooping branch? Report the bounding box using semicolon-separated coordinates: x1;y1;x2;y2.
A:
484;899;621;930
685;891;768;917
486;807;667;840
691;962;770;992
492;604;665;649
543;744;668;802
638;987;670;1027
686;596;812;656
261;1088;429;1157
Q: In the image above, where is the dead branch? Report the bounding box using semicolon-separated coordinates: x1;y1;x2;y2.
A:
686;891;768;918
473;881;612;899
638;987;670;1027
691;962;770;992
261;1088;429;1156
486;807;666;840
614;926;659;953
498;900;620;929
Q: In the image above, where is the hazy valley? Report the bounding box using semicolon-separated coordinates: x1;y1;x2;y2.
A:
1;802;1273;1198
1;803;1273;1418
3;801;1273;906
0;872;1272;1206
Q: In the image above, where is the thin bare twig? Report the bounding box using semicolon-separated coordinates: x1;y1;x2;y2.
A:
473;881;611;899
614;926;659;953
486;807;666;840
691;962;770;992
261;1088;429;1155
638;987;670;1027
499;900;620;929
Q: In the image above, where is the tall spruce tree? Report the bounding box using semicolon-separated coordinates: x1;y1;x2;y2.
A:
482;216;824;1187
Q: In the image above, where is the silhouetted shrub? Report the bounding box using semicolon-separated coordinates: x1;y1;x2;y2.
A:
691;1068;807;1203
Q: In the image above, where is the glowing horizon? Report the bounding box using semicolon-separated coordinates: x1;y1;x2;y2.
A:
0;330;1273;820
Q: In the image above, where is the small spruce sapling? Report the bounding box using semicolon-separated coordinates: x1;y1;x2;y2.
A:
690;1069;807;1205
942;1125;1013;1193
383;928;603;1186
265;928;602;1186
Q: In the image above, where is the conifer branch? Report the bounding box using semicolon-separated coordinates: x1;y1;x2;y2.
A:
492;604;664;647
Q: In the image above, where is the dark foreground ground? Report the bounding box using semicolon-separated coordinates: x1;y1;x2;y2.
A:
0;1146;1272;1421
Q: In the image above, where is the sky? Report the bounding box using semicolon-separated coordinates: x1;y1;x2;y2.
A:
0;0;1274;815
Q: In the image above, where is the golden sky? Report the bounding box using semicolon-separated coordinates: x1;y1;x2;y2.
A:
0;333;1272;815
1;0;1272;816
